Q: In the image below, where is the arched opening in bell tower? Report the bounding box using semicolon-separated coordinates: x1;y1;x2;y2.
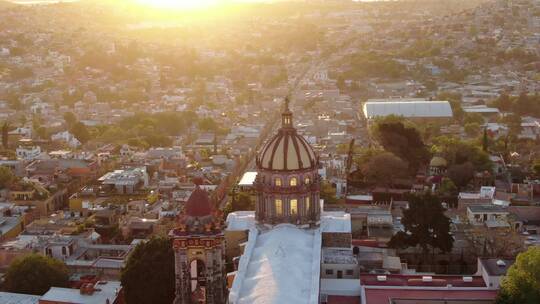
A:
190;259;207;303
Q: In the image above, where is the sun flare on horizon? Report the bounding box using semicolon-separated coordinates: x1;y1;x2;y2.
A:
135;0;221;10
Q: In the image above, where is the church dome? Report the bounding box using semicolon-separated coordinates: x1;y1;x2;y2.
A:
185;185;213;217
257;98;317;171
430;156;448;167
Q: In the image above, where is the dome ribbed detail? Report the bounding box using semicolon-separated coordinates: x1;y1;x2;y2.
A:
256;98;317;171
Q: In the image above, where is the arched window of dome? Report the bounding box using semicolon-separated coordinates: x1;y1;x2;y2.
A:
305;177;311;185
275;177;282;187
290;177;298;186
290;199;298;215
275;199;283;216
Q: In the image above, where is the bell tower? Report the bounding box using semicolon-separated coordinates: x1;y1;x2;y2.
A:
170;181;226;304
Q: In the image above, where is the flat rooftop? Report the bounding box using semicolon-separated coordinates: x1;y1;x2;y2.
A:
0;292;40;304
363;100;453;119
238;171;257;186
360;274;487;288
40;281;121;304
226;211;256;231
323;248;357;265
321;211;352;233
479;258;514;276
467;205;507;213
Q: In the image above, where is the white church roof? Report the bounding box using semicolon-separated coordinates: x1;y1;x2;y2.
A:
363;100;453;119
229;225;321;304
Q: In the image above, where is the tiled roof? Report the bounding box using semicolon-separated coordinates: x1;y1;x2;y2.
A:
185;186;213;217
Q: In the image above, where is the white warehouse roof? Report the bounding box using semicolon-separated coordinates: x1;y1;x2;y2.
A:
363;99;453;119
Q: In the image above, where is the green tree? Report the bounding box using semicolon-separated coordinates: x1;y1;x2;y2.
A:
36;126;48;140
438;177;458;196
361;152;408;188
4;254;69;295
354;147;385;167
144;134;172;147
121;237;175;304
70;122;91;144
437;92;463;122
447;162;475;189
336;75;346;91
482;128;489;152
63;111;77;128
533;159;540;178
496;247;540;304
0;166;15;189
388;191;453;258
464;122;481;137
492;93;512;112
198;117;218;131
513;92;533;115
432;136;492;172
502;114;522;137
233;192;254;211
2;122;8;149
464;112;484;125
320;181;337;204
374;121;430;171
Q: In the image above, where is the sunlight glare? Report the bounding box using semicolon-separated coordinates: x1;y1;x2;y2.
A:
136;0;220;10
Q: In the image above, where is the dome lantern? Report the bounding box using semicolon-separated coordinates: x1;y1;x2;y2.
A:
257;97;317;171
281;97;293;129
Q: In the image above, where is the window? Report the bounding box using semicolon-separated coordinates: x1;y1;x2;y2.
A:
325;269;333;275
275;178;282;187
306;197;310;213
62;247;67;255
346;270;354;276
305;177;310;184
275;199;283;216
290;177;297;186
290;199;298;215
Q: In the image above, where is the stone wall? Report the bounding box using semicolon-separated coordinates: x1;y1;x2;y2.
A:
322;232;351;248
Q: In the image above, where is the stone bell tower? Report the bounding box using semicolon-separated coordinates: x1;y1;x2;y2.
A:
170;180;226;304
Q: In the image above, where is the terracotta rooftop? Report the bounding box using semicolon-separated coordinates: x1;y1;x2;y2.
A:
327;295;359;304
363;288;497;304
185;186;213;217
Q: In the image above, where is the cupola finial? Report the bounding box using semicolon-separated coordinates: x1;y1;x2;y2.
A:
282;96;293;128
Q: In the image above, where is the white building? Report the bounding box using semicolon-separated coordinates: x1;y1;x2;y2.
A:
313;69;329;82
476;258;514;289
8;127;32;138
51;131;81;148
98;167;149;194
467;205;509;228
16;146;41;160
362;98;453;120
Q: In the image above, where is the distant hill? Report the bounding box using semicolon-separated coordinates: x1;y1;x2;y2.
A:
0;0;17;9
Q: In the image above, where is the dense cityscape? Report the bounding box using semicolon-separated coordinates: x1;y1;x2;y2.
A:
0;0;539;303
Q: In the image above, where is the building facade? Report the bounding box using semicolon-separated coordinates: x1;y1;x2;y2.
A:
170;182;226;304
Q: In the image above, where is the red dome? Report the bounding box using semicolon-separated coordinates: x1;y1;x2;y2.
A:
185;186;213;217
